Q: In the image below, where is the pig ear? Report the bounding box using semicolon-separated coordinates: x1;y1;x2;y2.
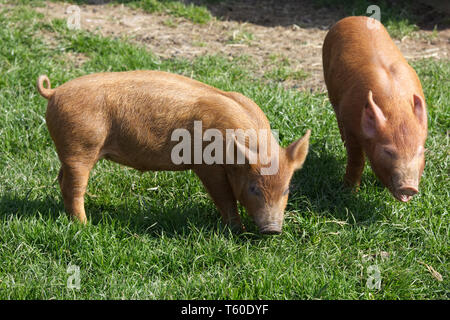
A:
413;94;426;126
361;90;387;138
286;129;311;170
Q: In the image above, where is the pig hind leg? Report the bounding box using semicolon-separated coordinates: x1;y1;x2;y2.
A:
332;106;346;143
51;139;103;224
343;134;365;187
58;161;94;224
47;104;106;223
194;166;243;232
54;132;104;223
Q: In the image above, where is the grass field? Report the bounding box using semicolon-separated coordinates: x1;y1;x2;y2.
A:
0;2;448;299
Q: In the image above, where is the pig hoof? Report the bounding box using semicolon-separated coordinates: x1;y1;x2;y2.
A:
342;182;360;193
227;223;245;234
351;185;361;194
71;216;87;225
343;177;360;191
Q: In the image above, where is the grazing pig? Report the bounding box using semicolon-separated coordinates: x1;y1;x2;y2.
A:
322;16;428;202
37;71;310;234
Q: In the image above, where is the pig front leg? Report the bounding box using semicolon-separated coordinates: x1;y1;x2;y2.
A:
194;166;244;232
343;134;365;188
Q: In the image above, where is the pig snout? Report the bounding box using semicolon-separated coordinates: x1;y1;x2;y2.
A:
394;184;419;202
253;212;284;235
259;223;282;235
392;170;420;202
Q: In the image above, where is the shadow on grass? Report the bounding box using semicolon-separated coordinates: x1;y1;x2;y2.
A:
0;183;262;242
0;189;227;236
0;192;63;221
191;0;449;30
87;197;228;236
0;191;296;244
0;142;388;237
60;0;450;30
289;140;387;225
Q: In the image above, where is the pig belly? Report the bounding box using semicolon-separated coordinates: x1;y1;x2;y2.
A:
99;138;191;172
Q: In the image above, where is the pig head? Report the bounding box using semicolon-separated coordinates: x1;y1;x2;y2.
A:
361;90;427;202
224;129;310;234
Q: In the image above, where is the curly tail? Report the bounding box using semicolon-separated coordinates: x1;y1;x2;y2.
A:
36;75;55;99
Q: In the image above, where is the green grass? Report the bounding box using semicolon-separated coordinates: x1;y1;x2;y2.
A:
4;0;215;24
226;28;255;45
0;4;449;299
264;55;309;82
124;0;213;24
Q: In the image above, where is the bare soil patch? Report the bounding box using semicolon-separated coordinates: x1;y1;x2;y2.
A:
35;1;449;91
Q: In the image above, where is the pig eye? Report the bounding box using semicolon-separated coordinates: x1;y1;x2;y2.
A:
383;148;397;159
249;184;262;197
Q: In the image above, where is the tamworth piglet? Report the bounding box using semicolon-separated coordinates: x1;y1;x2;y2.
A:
37;71;310;234
322;16;428;202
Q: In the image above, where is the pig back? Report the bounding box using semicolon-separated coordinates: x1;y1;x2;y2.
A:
49;70;267;171
323;16;410;108
322;16;424;131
